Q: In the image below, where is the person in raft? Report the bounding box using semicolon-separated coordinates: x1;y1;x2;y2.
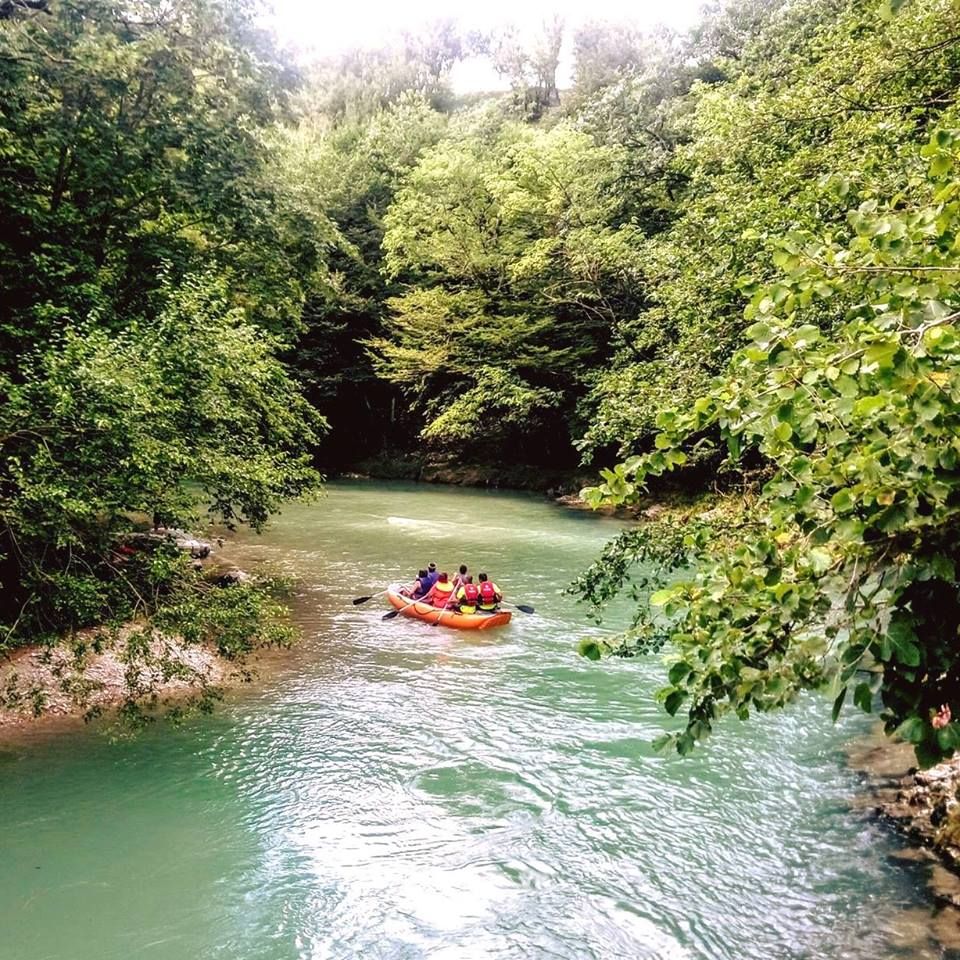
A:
451;564;468;590
476;572;502;612
400;569;430;599
454;575;480;614
422;571;455;608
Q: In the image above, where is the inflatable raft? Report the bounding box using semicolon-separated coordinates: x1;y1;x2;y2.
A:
386;586;512;630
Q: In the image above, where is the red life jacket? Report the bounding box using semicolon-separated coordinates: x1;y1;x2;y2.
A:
479;581;498;605
461;582;479;605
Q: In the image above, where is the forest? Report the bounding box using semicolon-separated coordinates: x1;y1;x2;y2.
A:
1;0;959;759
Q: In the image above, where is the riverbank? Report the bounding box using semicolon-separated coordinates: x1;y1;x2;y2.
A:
0;529;271;737
339;453;595;495
337;454;726;527
0;627;231;733
848;733;960;950
852;735;960;880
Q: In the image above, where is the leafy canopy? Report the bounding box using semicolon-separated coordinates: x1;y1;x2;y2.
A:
373;118;642;455
1;273;324;645
0;0;329;675
581;119;960;766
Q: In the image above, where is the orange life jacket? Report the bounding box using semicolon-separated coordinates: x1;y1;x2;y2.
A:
429;581;454;606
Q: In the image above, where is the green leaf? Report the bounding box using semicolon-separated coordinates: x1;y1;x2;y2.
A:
853;682;873;713
664;689;686;716
745;321;775;347
896;715;927;744
937;723;960;752
809;547;832;574
578;638;602;661
668;661;692;685
831;686;847;722
831;489;855;514
915;738;943;769
888;617;921;667
931;154;954;178
650;588;677;607
791;324;821;347
651;733;675;753
863;342;899;371
854;395;886;417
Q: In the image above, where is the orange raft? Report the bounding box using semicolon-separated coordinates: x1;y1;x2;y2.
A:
386;586;512;630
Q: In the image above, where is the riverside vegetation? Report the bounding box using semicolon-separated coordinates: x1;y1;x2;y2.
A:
2;0;960;765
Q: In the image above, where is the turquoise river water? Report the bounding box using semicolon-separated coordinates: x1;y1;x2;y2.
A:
0;481;954;959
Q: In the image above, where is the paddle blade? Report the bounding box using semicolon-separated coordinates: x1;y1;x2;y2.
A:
381;609;401;621
514;604;535;614
352;595;374;605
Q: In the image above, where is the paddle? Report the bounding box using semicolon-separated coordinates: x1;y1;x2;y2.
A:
429;602;454;627
502;601;535;614
352;589;387;605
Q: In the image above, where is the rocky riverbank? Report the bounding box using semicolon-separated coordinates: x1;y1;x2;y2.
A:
852;736;960;881
0;527;259;736
0;628;229;731
847;733;960;952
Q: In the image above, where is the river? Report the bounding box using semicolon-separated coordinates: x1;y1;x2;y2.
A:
0;481;952;959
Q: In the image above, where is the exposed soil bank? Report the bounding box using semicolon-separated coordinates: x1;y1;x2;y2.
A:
0;628;231;733
0;529;262;738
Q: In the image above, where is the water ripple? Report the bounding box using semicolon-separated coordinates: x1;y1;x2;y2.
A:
0;483;947;960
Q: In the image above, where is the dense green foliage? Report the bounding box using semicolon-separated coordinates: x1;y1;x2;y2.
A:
280;94;447;463
0;0;326;685
370;119;639;459
2;274;322;637
4;0;960;756
0;0;333;349
576;0;960;764
577;0;958;458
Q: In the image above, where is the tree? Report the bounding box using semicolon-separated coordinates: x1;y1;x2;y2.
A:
302;21;464;123
578;118;960;767
0;0;323;356
372;118;642;461
570;21;647;98
484;18;564;121
0;0;331;672
0;273;324;647
575;0;959;462
278;93;449;464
